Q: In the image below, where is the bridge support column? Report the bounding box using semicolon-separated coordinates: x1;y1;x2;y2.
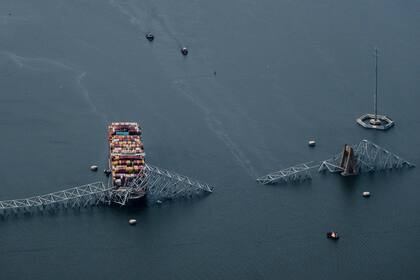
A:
339;144;358;176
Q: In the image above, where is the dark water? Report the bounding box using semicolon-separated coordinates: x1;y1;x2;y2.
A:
0;0;419;279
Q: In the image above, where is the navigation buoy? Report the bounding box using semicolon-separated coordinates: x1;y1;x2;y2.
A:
362;191;371;197
90;165;98;171
308;140;316;147
145;33;154;42
181;47;188;56
128;219;137;225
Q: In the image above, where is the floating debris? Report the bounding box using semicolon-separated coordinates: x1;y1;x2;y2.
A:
90;165;98;171
181;47;188;56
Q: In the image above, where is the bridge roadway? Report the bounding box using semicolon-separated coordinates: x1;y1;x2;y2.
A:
0;163;213;214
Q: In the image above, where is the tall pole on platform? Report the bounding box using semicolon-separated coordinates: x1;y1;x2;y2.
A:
374;48;378;121
356;47;394;130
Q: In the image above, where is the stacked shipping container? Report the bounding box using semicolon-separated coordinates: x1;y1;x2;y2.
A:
108;122;145;187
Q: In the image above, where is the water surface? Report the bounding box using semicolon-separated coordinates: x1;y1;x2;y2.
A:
0;1;419;279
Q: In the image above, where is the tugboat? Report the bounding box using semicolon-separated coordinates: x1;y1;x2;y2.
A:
326;231;339;240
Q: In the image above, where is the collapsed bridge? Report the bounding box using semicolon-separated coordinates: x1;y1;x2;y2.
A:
0;122;214;216
0;163;213;215
257;139;414;185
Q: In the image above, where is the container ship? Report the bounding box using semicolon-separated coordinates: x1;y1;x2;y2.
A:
108;122;146;199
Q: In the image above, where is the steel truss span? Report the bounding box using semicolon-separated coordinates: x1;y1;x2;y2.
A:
256;162;319;185
0;164;213;214
258;139;414;185
319;140;414;173
143;164;213;202
0;182;111;214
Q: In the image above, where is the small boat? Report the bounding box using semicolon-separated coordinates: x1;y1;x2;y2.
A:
128;219;137;225
308;140;316;147
90;165;98;171
181;47;188;55
145;33;154;42
103;169;111;176
363;191;371;197
327;231;339;240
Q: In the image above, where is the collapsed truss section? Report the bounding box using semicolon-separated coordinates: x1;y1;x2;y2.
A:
354;140;413;172
0;182;111;214
256;162;318;184
143;164;213;202
319;140;414;174
0;163;214;215
258;139;414;185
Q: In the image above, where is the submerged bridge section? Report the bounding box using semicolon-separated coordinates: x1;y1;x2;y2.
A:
319;140;414;174
0;163;213;215
258;139;414;185
256;162;319;184
143;164;213;202
0;182;110;214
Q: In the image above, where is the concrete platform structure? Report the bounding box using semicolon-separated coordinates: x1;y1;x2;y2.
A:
357;48;394;131
357;114;394;130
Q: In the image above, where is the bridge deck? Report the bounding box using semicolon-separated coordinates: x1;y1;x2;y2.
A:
256;162;320;184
